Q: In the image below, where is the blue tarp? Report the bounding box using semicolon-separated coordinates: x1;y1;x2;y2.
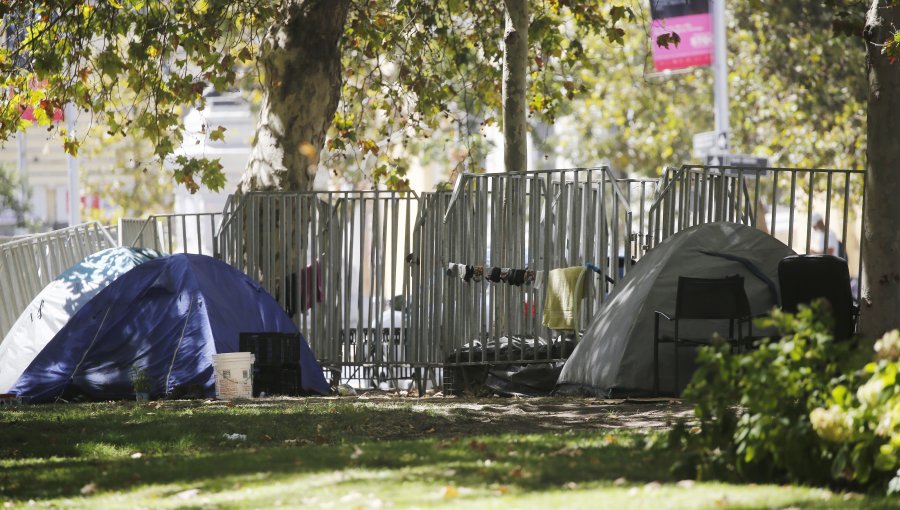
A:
11;253;330;402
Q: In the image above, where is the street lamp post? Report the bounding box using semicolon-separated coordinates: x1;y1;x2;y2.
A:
712;0;729;152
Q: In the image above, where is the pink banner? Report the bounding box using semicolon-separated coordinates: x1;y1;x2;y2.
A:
650;13;713;71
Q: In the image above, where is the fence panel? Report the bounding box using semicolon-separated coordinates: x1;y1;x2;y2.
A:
217;191;421;386
646;165;866;298
0;222;115;341
127;213;222;255
412;168;635;368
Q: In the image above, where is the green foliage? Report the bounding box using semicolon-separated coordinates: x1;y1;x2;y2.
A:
0;165;30;228
809;330;900;492
327;0;636;189
1;0;638;193
674;301;900;494
81;129;173;223
1;0;877;192
548;1;866;176
672;302;848;485
0;0;273;192
130;366;152;393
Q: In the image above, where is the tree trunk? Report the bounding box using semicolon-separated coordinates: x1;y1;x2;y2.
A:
861;0;900;336
502;0;528;173
238;0;351;192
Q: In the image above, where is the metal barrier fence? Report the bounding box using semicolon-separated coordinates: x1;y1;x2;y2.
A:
410;168;636;368
0;222;115;341
104;165;868;384
0;165;867;387
618;177;660;258
646;164;866;289
127;213;222;256
216;191;421;385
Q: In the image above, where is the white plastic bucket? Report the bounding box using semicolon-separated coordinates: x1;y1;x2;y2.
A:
212;352;255;399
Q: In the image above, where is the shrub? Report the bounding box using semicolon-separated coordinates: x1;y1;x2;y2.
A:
809;330;900;493
131;366;152;394
671;301;850;485
672;300;900;493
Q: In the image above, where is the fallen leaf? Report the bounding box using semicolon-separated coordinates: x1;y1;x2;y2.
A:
551;446;583;457
441;485;458;498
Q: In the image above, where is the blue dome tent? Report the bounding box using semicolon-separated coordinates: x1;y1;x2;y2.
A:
0;247;161;393
10;253;330;402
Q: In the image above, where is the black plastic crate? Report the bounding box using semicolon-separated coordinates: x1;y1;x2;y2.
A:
239;332;301;367
253;366;300;397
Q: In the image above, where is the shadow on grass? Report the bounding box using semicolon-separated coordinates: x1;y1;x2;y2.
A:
1;400;672;501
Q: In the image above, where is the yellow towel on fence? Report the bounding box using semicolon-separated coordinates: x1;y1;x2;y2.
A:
542;266;587;331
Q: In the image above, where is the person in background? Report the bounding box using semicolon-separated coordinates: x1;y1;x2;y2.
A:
809;211;841;257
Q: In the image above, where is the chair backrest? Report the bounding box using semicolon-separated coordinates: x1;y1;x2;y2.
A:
674;275;752;320
778;254;853;339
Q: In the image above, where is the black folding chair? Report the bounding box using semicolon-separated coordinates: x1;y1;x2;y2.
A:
654;275;753;395
778;255;857;340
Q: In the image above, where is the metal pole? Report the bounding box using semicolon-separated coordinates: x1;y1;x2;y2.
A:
712;0;729;152
65;103;80;226
16;131;27;230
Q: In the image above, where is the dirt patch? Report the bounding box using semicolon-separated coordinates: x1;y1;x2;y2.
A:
323;395;692;438
167;394;693;441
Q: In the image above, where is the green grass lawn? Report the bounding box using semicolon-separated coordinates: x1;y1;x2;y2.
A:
1;397;898;509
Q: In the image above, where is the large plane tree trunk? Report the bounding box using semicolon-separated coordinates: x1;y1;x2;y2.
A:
238;0;351;192
860;0;900;336
502;0;528;174
232;2;350;363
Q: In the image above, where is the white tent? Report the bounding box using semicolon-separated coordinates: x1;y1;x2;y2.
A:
0;247;160;393
557;222;795;397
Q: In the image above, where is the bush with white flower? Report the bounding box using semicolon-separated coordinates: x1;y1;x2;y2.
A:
672;300;900;495
809;329;900;492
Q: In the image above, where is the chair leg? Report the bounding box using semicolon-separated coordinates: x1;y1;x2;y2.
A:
674;342;680;397
653;338;660;395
